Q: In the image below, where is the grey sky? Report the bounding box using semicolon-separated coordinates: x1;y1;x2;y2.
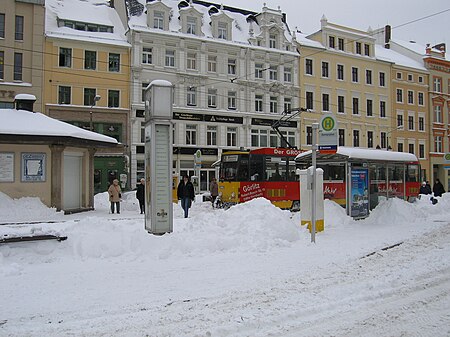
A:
222;0;449;49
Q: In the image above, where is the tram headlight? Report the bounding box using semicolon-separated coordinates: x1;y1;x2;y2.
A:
231;192;236;199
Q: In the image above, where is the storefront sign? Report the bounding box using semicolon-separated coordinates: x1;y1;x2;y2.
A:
251;118;297;128
173;112;243;124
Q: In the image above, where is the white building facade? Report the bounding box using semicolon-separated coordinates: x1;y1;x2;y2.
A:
123;0;299;191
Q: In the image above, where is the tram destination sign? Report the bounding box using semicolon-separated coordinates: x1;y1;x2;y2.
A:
318;114;338;154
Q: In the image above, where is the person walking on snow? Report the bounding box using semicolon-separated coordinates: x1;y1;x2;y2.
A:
136;178;145;214
433;178;445;197
419;181;431;195
108;179;122;214
177;175;195;218
209;178;219;208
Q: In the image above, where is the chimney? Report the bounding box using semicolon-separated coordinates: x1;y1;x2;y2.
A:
384;25;391;49
433;43;446;57
426;44;431;55
14;94;36;112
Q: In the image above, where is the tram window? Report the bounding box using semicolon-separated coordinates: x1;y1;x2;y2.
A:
406;164;419;182
267;157;285;181
250;155;264;181
388;165;404;181
287;158;297;181
237;159;249;181
322;164;345;181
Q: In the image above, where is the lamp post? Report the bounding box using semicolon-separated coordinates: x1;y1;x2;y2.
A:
386;125;402;151
89;94;101;131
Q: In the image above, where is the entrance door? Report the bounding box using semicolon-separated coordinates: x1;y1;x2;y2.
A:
63;153;82;210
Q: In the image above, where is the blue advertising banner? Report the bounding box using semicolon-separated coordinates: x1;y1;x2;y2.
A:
350;168;369;218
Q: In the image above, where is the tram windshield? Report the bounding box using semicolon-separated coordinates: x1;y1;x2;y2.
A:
220;154;249;181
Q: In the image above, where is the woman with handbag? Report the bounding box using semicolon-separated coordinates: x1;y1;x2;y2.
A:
108;179;122;214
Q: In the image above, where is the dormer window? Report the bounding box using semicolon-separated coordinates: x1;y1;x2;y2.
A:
154;11;164;29
218;22;227;40
269;34;277;48
364;44;370;56
187;16;196;35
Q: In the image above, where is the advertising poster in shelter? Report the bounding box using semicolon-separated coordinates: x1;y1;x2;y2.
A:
350;168;369;218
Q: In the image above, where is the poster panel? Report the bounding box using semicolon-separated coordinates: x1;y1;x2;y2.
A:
350;168;369;218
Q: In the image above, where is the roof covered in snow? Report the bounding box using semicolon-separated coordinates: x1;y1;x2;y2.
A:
0;108;118;146
45;0;130;47
375;45;427;71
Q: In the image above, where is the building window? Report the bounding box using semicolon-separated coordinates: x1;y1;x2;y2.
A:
322;93;329;112
367;131;373;148
13;53;22;81
353;130;360;147
284;97;292;112
380;132;387;149
366;99;373;117
208;55;217;72
85;50;97;70
186;124;197;145
228;91;237;110
434;105;442;123
338;96;345;114
419;116;424;131
0;14;5;38
109;53;120;72
270;96;278;113
108;90;120;108
228;58;236;75
165;50;175;67
419;144;425;159
321;62;329;78
366;70;372;85
141;82;149;102
187;87;196;106
408;115;414;130
398;142;404;152
379;72;385;87
84;88;96;106
269;65;278;80
380;101;386;118
397;114;403;128
396;72;402;80
339;129;345;146
0;51;4;79
207;89;217;108
207;126;217;146
58;86;71;104
218;22;227;39
408;143;414;154
355;42;362;54
435;136;443;153
396;89;403;103
329;36;335;48
284;67;292;82
269;34;276;48
154;11;164;29
255;94;263;112
251;129;268;147
407;90;414;104
255;63;264;79
352;67;358;82
187;16;197;35
187;52;197;70
338;38;344;51
433;77;441;92
418;92;424;106
306;126;312;145
364;44;370;56
15;16;24;41
408;74;413;81
305;59;313;75
306;91;314;110
59;48;72;67
337;64;344;80
352;97;359;115
227;127;237;147
142;47;152;64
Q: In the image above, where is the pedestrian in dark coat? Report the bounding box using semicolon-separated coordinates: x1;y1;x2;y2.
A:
419;181;431;195
209;178;219;208
107;179;122;214
433;179;445;197
177;175;195;218
136;178;145;214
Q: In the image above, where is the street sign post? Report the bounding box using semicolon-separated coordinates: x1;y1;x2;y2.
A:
318;114;338;154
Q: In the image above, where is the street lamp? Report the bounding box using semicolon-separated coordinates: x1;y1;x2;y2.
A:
386;125;402;151
90;94;101;131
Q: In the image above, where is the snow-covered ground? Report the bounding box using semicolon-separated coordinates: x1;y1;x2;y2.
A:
1;191;449;336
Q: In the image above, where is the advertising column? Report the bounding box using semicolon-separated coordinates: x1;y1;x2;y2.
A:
144;80;174;235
